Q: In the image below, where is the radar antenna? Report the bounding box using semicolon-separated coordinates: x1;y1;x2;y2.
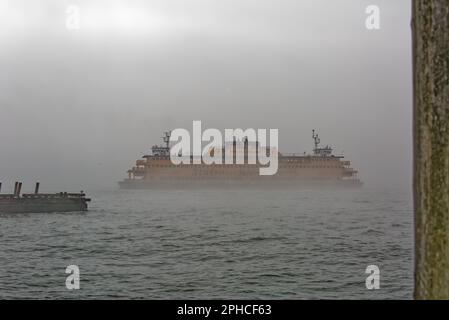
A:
162;131;171;149
312;129;333;156
312;129;320;150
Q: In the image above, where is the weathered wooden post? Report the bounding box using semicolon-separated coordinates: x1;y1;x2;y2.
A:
412;0;449;299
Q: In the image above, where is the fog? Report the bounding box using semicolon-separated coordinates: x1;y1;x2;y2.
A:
0;0;412;192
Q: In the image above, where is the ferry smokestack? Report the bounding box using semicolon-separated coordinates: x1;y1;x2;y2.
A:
0;182;2;193
17;182;23;196
14;182;18;196
35;182;40;194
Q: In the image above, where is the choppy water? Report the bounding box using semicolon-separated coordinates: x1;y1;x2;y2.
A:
0;186;413;299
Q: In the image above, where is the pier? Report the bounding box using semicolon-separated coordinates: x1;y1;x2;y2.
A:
0;182;91;213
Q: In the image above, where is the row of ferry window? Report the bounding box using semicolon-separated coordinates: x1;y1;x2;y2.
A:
145;164;340;169
149;157;337;162
285;158;336;162
283;165;340;168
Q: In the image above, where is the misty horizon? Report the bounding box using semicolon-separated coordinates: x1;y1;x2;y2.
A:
0;0;412;192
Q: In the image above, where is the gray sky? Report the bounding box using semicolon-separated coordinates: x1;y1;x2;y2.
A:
0;0;412;192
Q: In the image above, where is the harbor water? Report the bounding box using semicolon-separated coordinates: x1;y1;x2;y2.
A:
0;186;413;299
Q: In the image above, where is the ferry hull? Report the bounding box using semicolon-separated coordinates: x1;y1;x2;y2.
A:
118;178;363;189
